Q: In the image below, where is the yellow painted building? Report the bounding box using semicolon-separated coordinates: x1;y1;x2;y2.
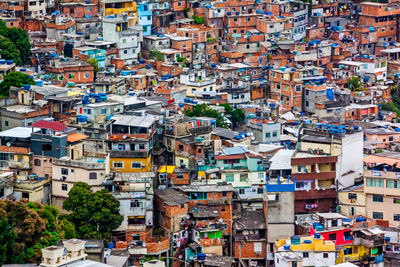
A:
338;184;366;217
110;155;152;173
275;236;336;252
336;245;368;264
104;0;138;25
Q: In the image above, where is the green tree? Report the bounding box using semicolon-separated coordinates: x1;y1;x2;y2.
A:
151;49;164;61
88;58;99;72
63;182;123;240
0;210;15;265
6;27;31;64
0;37;21;65
184;103;226;127
0;20;31;65
231;108;246;127
192;15;204;24
0;71;35;97
347;76;364;91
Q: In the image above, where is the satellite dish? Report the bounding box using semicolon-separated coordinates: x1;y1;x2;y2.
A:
6;142;11;147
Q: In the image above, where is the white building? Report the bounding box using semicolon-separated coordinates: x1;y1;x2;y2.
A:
103;15;143;65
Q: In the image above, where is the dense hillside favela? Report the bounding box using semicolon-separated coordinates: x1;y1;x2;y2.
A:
4;0;400;266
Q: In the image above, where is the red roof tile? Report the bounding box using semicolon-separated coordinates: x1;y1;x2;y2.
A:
31;120;67;132
215;154;246;160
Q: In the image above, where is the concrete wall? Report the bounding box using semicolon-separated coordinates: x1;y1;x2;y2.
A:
268;191;295;242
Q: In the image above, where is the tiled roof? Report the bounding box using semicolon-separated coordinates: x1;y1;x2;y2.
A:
31;120;67;132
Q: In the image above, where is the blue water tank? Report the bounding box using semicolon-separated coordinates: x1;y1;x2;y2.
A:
283;245;291;250
145;64;151;69
23;84;31;90
139;59;145;64
6;60;13;65
314;233;321;239
0;59;5;64
36;80;43;86
77;116;88;123
197;253;206;260
304;240;312;244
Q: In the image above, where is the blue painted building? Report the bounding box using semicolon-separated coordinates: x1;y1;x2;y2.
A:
80;48;106;69
138;2;152;36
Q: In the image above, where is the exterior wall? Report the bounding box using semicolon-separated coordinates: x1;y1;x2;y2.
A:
52;163;106;199
338;190;366;217
110;155;152;173
364;170;400;226
337;132;364;189
268;191;295;242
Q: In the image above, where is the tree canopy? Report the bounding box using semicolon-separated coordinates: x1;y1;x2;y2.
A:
220;103;246;128
0;71;36;97
0;20;31;65
63;182;123;240
184;103;246;129
0;200;74;264
184;103;226;127
88;58;99;72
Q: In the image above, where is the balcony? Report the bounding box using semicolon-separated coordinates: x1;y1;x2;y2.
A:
295;188;336;200
294;171;336;180
52;157;105;170
109;150;150;158
14;177;50;191
353;237;385;248
199;238;222;247
127;224;146;232
108;131;153;141
146;237;169;254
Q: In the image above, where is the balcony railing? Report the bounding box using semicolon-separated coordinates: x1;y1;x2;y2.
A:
109;150;150;158
295;188;336;200
52;158;105;169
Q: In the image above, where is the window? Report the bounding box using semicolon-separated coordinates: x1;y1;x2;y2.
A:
176;174;184;179
266;132;271;138
87;109;92;115
101;108;107;114
62;184;68;191
61;168;68;175
131;162;142;169
366;178;384;187
303;252;309;258
130;200;142;208
226;174;234;182
348;193;357;200
239;188;245;194
394;214;400;221
221;205;226;212
68;73;74;79
124;50;128;54
139;144;145;150
272;131;278;137
222;191;227;197
34;159;41;166
373;194;383;202
394;198;400;204
328;233;336;241
240;173;248;182
258;188;263;194
387;180;400;189
323;253;329;258
4;121;8;127
89;172;97;180
113;162;123;168
373;212;383;220
258;173;264;179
